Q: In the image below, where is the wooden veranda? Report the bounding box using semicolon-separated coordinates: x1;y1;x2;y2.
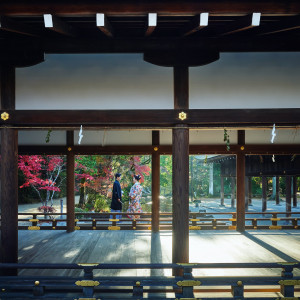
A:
1;1;300;296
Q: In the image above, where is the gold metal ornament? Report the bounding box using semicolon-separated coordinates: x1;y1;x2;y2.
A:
28;226;40;230
189;226;201;230
178;111;187;120
75;280;100;287
78;263;99;267
240;146;245;150
34;281;40;286
1;112;9;121
68;147;72;151
154;147;158;151
176;280;201;287
108;226;120;230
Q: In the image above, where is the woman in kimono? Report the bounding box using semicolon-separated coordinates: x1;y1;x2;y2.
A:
127;174;143;220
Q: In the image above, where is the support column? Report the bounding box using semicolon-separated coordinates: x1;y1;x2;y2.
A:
1;65;18;275
293;176;297;208
245;176;249;212
172;65;189;271
286;176;292;217
276;176;280;205
66;131;75;233
220;176;225;206
231;177;236;208
262;176;267;212
172;125;189;267
152;131;160;232
236;130;245;232
1;128;18;275
248;176;252;206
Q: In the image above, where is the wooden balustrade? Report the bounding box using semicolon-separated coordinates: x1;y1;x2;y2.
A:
0;262;299;299
4;211;299;231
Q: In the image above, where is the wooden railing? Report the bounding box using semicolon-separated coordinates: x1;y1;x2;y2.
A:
13;211;300;231
0;262;299;299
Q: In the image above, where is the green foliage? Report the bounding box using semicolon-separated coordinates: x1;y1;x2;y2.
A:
75;207;85;219
94;195;110;212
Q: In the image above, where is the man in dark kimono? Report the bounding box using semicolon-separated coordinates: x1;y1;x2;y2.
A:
110;173;122;221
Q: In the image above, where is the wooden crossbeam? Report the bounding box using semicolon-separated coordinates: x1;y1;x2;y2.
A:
96;13;114;37
182;13;209;36
0;16;40;37
145;13;157;37
258;15;300;35
43;14;76;36
218;13;261;36
1;109;300;127
17;144;300;155
1;1;300;15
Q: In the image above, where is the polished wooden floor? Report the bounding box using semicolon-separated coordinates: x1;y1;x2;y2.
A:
18;230;300;276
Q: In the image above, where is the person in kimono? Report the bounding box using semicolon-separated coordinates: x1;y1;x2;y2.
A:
110;173;122;221
127;174;143;220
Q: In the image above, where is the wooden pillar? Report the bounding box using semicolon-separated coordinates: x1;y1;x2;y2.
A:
245;176;249;212
172;65;189;271
286;176;292;217
231;177;236;208
152;131;160;232
276;176;280;205
293;176;297;208
1;65;15;109
262;176;267;212
172;125;189;267
248;176;252;206
66;131;75;232
1;65;18;275
1;129;18;275
236;130;245;232
220;176;225;206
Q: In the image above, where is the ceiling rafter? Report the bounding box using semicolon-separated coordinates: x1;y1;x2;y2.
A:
181;13;209;36
96;13;114;37
258;15;300;35
217;13;261;36
43;14;76;36
0;16;41;37
145;13;157;37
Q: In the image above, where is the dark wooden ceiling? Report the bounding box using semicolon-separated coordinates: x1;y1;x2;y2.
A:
1;0;300;55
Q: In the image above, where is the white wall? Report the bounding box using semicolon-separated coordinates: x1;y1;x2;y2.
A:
16;53;300;110
18;128;300;146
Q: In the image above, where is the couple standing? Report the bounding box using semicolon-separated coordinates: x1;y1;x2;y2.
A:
110;173;143;220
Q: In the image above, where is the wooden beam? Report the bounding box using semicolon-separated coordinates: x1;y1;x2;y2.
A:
236;152;245;232
182;13;209;36
258;15;300;35
174;66;189;109
286;175;292;216
0;16;41;37
1;1;300;15
66;131;75;233
172;125;189;274
39;36;300;53
0;66;15;110
96;13;114;37
172;61;189;274
218;13;261;36
151;130;160;232
1;128;18;275
44;14;76;36
2;109;300;127
17;144;300;156
145;13;157;37
262;175;267;212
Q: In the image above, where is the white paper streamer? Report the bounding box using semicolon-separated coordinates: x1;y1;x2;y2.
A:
78;125;83;145
271;123;276;143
